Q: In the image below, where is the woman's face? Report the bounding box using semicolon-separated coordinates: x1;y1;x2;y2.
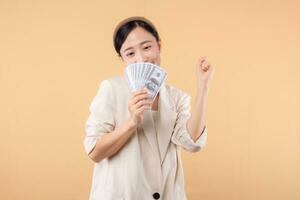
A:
119;27;161;66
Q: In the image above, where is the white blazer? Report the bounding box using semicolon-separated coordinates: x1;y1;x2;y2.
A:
83;76;207;200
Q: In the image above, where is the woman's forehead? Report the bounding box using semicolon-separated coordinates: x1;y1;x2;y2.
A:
121;28;156;51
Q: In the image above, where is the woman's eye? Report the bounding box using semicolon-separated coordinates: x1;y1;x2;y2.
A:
144;46;151;50
127;52;134;57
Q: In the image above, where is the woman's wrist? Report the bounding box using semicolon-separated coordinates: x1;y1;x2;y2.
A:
197;81;209;94
126;117;138;130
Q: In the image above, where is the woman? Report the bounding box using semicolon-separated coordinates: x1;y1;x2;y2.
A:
83;16;215;200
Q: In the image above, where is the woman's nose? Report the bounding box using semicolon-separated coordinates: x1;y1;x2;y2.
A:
135;51;148;63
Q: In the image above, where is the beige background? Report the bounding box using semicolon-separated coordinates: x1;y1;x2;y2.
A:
1;0;300;199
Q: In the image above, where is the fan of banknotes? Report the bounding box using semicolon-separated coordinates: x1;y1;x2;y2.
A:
125;62;167;101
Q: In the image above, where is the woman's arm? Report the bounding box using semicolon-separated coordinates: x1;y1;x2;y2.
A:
88;89;151;163
88;118;136;163
187;57;215;141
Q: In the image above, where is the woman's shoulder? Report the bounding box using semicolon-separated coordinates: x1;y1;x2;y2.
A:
160;83;191;109
100;75;126;84
98;75;128;90
164;83;190;99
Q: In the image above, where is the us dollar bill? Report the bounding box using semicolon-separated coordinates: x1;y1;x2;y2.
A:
125;62;167;101
144;65;166;100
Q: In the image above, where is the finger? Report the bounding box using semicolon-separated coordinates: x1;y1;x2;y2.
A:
202;60;209;67
202;64;210;71
129;100;151;112
132;89;148;97
133;99;151;110
130;93;149;105
202;61;210;71
136;104;151;116
131;90;148;103
129;92;149;104
197;56;206;66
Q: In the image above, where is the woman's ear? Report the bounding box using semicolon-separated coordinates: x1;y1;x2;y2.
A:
158;40;162;52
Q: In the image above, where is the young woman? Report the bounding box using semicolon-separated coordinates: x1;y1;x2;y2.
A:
83;16;215;200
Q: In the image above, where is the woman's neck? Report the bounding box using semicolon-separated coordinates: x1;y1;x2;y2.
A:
151;93;159;111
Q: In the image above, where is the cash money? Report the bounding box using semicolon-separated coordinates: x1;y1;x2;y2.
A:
125;62;167;101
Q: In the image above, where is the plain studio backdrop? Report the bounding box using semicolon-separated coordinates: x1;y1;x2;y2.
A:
1;0;300;199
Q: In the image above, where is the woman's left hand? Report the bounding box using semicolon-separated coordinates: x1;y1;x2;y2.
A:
196;56;215;88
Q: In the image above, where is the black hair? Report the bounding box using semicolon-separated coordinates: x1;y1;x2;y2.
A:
113;17;160;57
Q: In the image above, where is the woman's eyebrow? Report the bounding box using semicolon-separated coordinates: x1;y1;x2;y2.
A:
140;40;152;45
123;40;153;52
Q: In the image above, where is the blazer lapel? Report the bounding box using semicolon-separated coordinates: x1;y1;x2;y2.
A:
141;109;161;163
128;75;177;165
156;83;177;165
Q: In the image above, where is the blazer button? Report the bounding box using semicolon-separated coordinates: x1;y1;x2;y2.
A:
153;192;160;199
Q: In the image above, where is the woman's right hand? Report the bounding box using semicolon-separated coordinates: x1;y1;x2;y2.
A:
128;88;151;128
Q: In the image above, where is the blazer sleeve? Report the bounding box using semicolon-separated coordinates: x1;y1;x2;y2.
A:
171;91;207;152
83;80;115;155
